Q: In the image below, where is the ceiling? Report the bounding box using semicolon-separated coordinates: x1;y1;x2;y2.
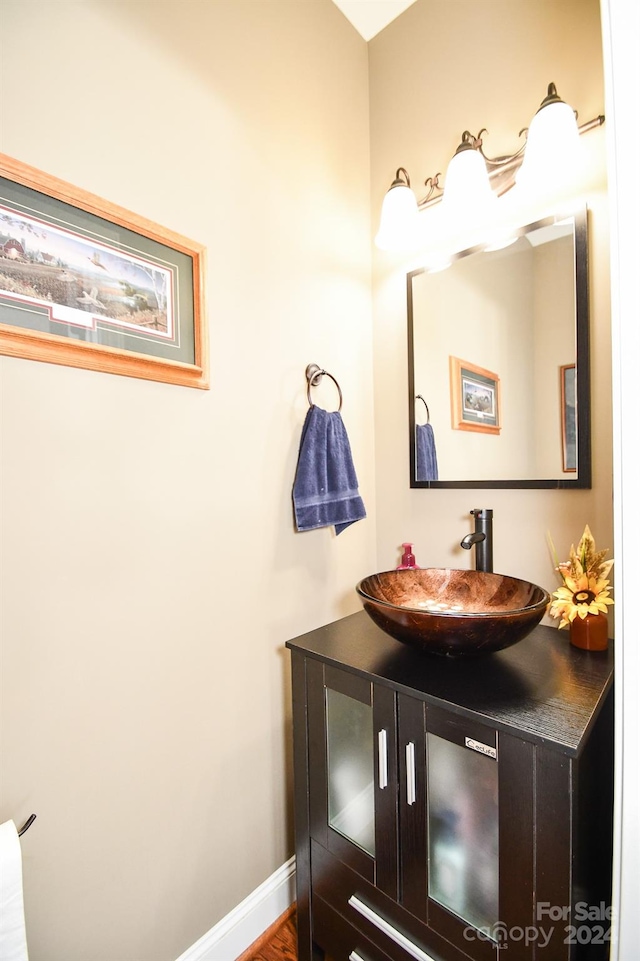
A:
331;0;418;41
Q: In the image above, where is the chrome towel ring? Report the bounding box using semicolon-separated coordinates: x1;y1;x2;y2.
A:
416;394;430;424
305;364;343;411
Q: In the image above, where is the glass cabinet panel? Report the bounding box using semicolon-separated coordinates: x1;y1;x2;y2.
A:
427;732;499;934
326;688;375;857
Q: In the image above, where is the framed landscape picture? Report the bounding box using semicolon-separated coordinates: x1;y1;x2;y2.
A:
449;356;501;435
0;154;208;389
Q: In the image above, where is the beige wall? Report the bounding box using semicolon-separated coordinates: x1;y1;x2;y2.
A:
369;0;612;598
0;1;374;958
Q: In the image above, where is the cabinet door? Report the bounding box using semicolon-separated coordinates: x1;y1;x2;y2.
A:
426;707;500;953
307;659;398;898
398;698;535;960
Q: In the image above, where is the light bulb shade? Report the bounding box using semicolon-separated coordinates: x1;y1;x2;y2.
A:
442;146;498;222
375;181;420;251
516;96;581;192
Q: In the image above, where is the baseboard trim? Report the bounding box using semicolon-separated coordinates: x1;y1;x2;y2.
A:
235;905;296;961
175;856;296;961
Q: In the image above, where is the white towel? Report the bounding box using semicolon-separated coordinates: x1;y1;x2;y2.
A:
0;820;29;961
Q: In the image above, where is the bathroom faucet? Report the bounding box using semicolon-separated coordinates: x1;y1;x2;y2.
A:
460;508;493;573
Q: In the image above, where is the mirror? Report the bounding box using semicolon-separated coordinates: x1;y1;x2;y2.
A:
408;208;590;489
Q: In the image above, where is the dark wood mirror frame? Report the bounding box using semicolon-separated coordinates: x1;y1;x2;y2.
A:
407;207;591;489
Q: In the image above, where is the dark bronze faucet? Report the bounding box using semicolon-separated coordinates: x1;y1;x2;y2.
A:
460;508;493;573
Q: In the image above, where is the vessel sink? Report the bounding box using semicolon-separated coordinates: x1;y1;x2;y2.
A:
356;568;550;657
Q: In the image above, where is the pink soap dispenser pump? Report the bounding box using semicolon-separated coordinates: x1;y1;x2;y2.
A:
397;543;419;570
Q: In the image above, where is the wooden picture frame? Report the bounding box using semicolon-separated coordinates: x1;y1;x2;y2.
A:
560;363;577;472
449;356;501;434
0;154;208;389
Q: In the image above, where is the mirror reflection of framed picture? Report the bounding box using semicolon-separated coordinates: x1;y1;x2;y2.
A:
449;356;501;435
561;363;577;472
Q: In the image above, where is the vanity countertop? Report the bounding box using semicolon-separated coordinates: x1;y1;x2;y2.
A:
286;611;613;757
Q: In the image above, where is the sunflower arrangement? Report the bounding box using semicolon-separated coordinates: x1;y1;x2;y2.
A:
548;524;614;629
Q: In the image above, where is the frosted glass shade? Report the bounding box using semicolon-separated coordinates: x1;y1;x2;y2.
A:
375;182;420;251
516;99;581;192
442;147;498;222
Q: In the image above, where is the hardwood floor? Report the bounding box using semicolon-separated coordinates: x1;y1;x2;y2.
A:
237;906;297;961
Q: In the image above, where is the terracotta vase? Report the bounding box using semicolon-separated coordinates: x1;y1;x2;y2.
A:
570;612;608;651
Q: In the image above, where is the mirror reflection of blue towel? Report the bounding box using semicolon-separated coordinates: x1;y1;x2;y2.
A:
293;406;366;535
416;423;439;481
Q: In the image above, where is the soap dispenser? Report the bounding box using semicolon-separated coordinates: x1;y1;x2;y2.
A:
397;543;419;569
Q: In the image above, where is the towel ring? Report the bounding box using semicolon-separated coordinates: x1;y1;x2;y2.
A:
305;364;343;411
416;394;430;425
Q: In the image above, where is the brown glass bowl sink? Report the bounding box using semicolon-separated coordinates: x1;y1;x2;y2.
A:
356;568;550;657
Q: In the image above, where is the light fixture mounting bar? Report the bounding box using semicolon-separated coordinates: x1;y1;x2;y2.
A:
414;113;604;210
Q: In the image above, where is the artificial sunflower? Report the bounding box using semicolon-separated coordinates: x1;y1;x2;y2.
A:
547;525;614;629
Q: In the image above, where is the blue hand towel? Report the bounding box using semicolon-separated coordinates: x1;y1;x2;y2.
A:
293;406;366;535
416;423;439;481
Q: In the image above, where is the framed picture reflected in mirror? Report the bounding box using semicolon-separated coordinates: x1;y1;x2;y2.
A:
561;363;577;472
449;356;501;435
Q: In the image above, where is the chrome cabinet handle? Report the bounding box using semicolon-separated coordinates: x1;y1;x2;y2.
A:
405;741;416;805
348;896;438;961
378;729;388;789
349;953;366;961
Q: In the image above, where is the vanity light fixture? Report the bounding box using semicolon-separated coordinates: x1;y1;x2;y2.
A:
375;82;604;253
515;83;582;190
441;130;499;221
375;168;441;251
374;168;419;250
440;131;515;255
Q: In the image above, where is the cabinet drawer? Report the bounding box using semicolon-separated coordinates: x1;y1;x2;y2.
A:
313;895;395;961
311;840;485;961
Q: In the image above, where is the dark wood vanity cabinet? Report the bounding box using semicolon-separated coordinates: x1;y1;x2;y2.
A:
287;612;613;961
